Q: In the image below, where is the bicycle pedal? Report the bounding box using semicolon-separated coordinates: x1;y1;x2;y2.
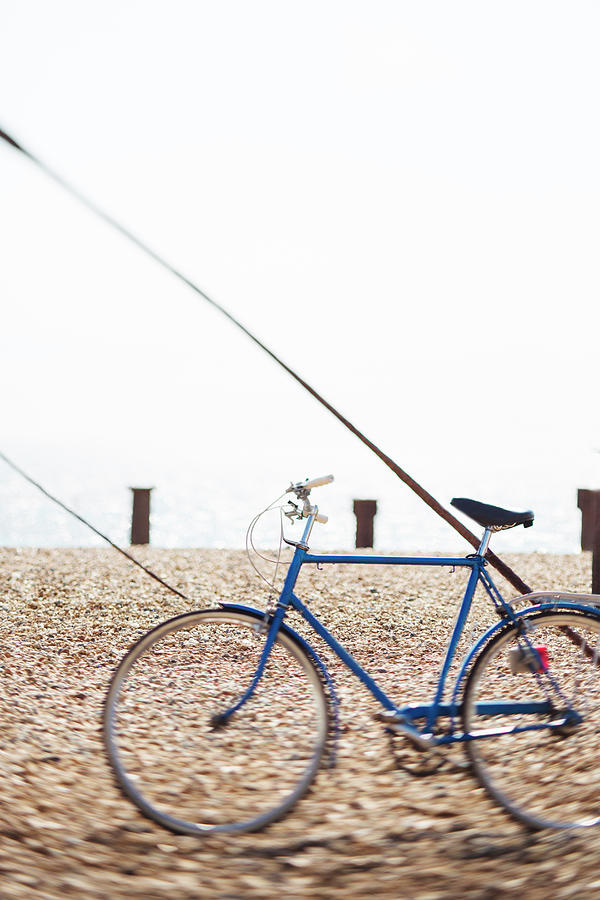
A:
375;711;436;751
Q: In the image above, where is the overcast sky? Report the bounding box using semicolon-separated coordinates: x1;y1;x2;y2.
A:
1;2;599;551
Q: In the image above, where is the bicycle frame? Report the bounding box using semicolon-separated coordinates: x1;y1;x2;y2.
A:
230;510;598;747
239;510;491;744
105;492;600;834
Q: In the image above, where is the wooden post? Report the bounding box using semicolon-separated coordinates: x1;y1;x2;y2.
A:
130;488;152;545
577;489;598;551
578;489;600;593
353;499;377;548
594;501;600;596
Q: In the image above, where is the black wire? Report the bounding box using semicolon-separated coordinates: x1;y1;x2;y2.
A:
0;450;190;601
0;129;461;531
0;125;532;595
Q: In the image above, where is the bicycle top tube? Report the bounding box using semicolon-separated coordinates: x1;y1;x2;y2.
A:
302;553;478;568
289;500;492;569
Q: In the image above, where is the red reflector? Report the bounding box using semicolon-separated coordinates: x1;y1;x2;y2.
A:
508;645;549;674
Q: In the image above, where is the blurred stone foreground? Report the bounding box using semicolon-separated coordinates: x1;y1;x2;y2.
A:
0;547;598;900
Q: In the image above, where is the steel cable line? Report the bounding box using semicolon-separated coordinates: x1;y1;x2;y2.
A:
0;125;532;595
0;450;189;600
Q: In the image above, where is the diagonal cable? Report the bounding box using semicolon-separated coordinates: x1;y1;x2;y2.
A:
0;125;532;595
0;450;189;600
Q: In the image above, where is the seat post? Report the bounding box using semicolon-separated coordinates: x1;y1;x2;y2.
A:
477;527;492;557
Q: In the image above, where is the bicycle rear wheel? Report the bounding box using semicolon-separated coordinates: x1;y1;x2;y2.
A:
104;608;330;835
463;609;600;829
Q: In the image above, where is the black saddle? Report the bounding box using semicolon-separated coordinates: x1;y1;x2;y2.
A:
451;497;534;531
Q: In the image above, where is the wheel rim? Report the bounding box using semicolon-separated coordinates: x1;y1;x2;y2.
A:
463;611;600;829
104;609;328;834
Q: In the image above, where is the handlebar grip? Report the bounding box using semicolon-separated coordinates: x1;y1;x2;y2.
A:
302;474;334;490
315;513;328;524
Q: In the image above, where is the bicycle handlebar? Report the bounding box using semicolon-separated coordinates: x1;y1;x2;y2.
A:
291;474;334;492
304;474;334;489
286;475;334;528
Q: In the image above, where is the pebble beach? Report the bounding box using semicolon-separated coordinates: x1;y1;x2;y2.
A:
1;546;600;900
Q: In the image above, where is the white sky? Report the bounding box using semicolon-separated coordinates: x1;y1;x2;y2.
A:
1;1;599;552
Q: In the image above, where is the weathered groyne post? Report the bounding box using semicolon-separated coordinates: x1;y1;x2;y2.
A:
578;489;600;593
353;499;377;548
130;487;153;545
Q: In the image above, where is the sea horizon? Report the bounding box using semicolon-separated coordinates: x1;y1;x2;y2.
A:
1;437;597;555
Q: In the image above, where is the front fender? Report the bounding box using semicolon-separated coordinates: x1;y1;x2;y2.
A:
218;602;323;662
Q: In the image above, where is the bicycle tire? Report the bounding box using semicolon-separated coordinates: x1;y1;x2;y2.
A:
462;609;600;829
103;607;330;835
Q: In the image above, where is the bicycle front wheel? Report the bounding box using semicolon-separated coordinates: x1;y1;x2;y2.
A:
104;608;330;835
463;609;600;829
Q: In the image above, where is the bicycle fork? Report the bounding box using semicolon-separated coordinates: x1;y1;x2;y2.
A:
209;606;287;729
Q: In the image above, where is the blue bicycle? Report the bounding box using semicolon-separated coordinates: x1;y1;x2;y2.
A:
103;476;600;834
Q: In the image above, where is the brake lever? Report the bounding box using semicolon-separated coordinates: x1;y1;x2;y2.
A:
283;501;301;521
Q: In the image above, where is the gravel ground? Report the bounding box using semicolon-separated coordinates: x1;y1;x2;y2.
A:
1;546;599;900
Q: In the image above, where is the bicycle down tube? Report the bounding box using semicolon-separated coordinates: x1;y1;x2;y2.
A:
272;509;487;741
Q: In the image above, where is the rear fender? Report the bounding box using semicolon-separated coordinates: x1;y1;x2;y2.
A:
451;601;600;716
